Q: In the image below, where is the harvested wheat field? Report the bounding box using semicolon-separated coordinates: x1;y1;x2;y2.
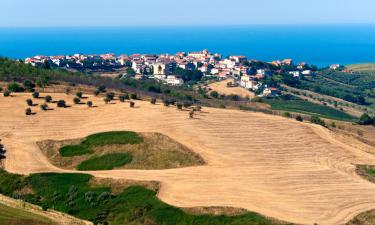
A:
2;93;375;225
208;79;255;98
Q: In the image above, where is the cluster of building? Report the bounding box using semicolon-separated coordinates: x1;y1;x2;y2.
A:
24;50;329;96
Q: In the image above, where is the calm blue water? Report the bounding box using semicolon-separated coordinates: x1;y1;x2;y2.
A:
1;25;375;66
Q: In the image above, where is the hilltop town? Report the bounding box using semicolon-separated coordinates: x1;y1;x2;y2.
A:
25;49;340;97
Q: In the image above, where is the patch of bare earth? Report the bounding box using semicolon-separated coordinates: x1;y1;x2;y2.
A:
37;132;204;170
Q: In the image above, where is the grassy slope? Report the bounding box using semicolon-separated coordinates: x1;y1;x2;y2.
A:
0;170;291;225
347;63;375;73
265;99;356;121
0;203;54;225
59;131;143;157
77;153;133;171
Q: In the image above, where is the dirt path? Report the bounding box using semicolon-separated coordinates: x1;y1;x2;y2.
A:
0;194;91;225
2;93;375;225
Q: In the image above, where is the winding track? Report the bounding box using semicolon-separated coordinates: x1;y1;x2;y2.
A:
1;93;375;225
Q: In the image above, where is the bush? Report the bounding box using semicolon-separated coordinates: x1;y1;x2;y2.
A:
3;90;10;97
0;87;3;92
98;85;106;93
40;103;48;111
130;93;137;99
94;90;100;96
57;100;66;108
26;99;33;106
25;108;32;115
296;115;304;122
129;101;135;108
183;101;193;108
163;99;170;107
73;97;81;104
76;92;83;98
310;115;326;127
210;91;219;98
358;113;374;125
44;95;52;103
87;101;93;107
283;112;291;118
7;82;25;92
119;95;126;102
176;103;183;110
32;92;39;98
106;92;115;101
104;97;110;104
150;98;156;104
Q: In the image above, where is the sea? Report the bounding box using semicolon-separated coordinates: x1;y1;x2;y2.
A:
1;24;375;67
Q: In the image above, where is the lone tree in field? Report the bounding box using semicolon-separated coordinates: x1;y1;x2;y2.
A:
129;101;135;108
104;97;111;104
25;108;32;115
45;95;52;103
3;90;11;97
76;92;83;98
94;90;100;96
119;95;126;102
73;97;81;104
32;92;39;99
26;99;33;106
106;92;115;101
40;103;48;111
150;98;156;104
87;101;93;107
57;100;66;108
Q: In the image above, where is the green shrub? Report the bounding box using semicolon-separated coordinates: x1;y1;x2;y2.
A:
25;108;32;116
310;115;326;127
56;100;66;108
87;101;93;107
76;92;83;98
176;103;183;110
73;97;81;104
77;153;133;171
3;90;10;97
130;93;137;99
129;101;135;108
32;92;39;98
26;99;33;106
150;98;156;104
44;95;52;103
106;92;115;101
40;104;48;111
7;82;25;92
210;91;219;98
296;115;304;122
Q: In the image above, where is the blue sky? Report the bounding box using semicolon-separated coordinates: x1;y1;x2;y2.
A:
2;0;375;27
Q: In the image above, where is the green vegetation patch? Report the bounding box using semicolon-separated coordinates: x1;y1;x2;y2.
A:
77;153;132;171
59;131;143;157
265;99;356;121
0;203;55;225
0;170;291;225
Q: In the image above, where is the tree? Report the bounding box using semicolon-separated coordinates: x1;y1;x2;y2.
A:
57;100;66;108
23;80;35;92
310;115;326;127
40;103;48;111
25;108;32;115
26;99;33;106
45;95;52;103
163;99;170;107
296;115;304;122
129;101;135;108
130;93;137;100
358;113;374;125
94;90;100;96
36;75;50;89
87;101;93;107
73;97;81;104
210;91;219;98
176;103;183;110
104;97;111;104
76;92;83;98
150;98;156;104
98;85;106;93
3;90;10;97
106;92;115;101
0;87;3;93
8;82;25;92
189;110;194;119
119;95;126;102
32;92;40;99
